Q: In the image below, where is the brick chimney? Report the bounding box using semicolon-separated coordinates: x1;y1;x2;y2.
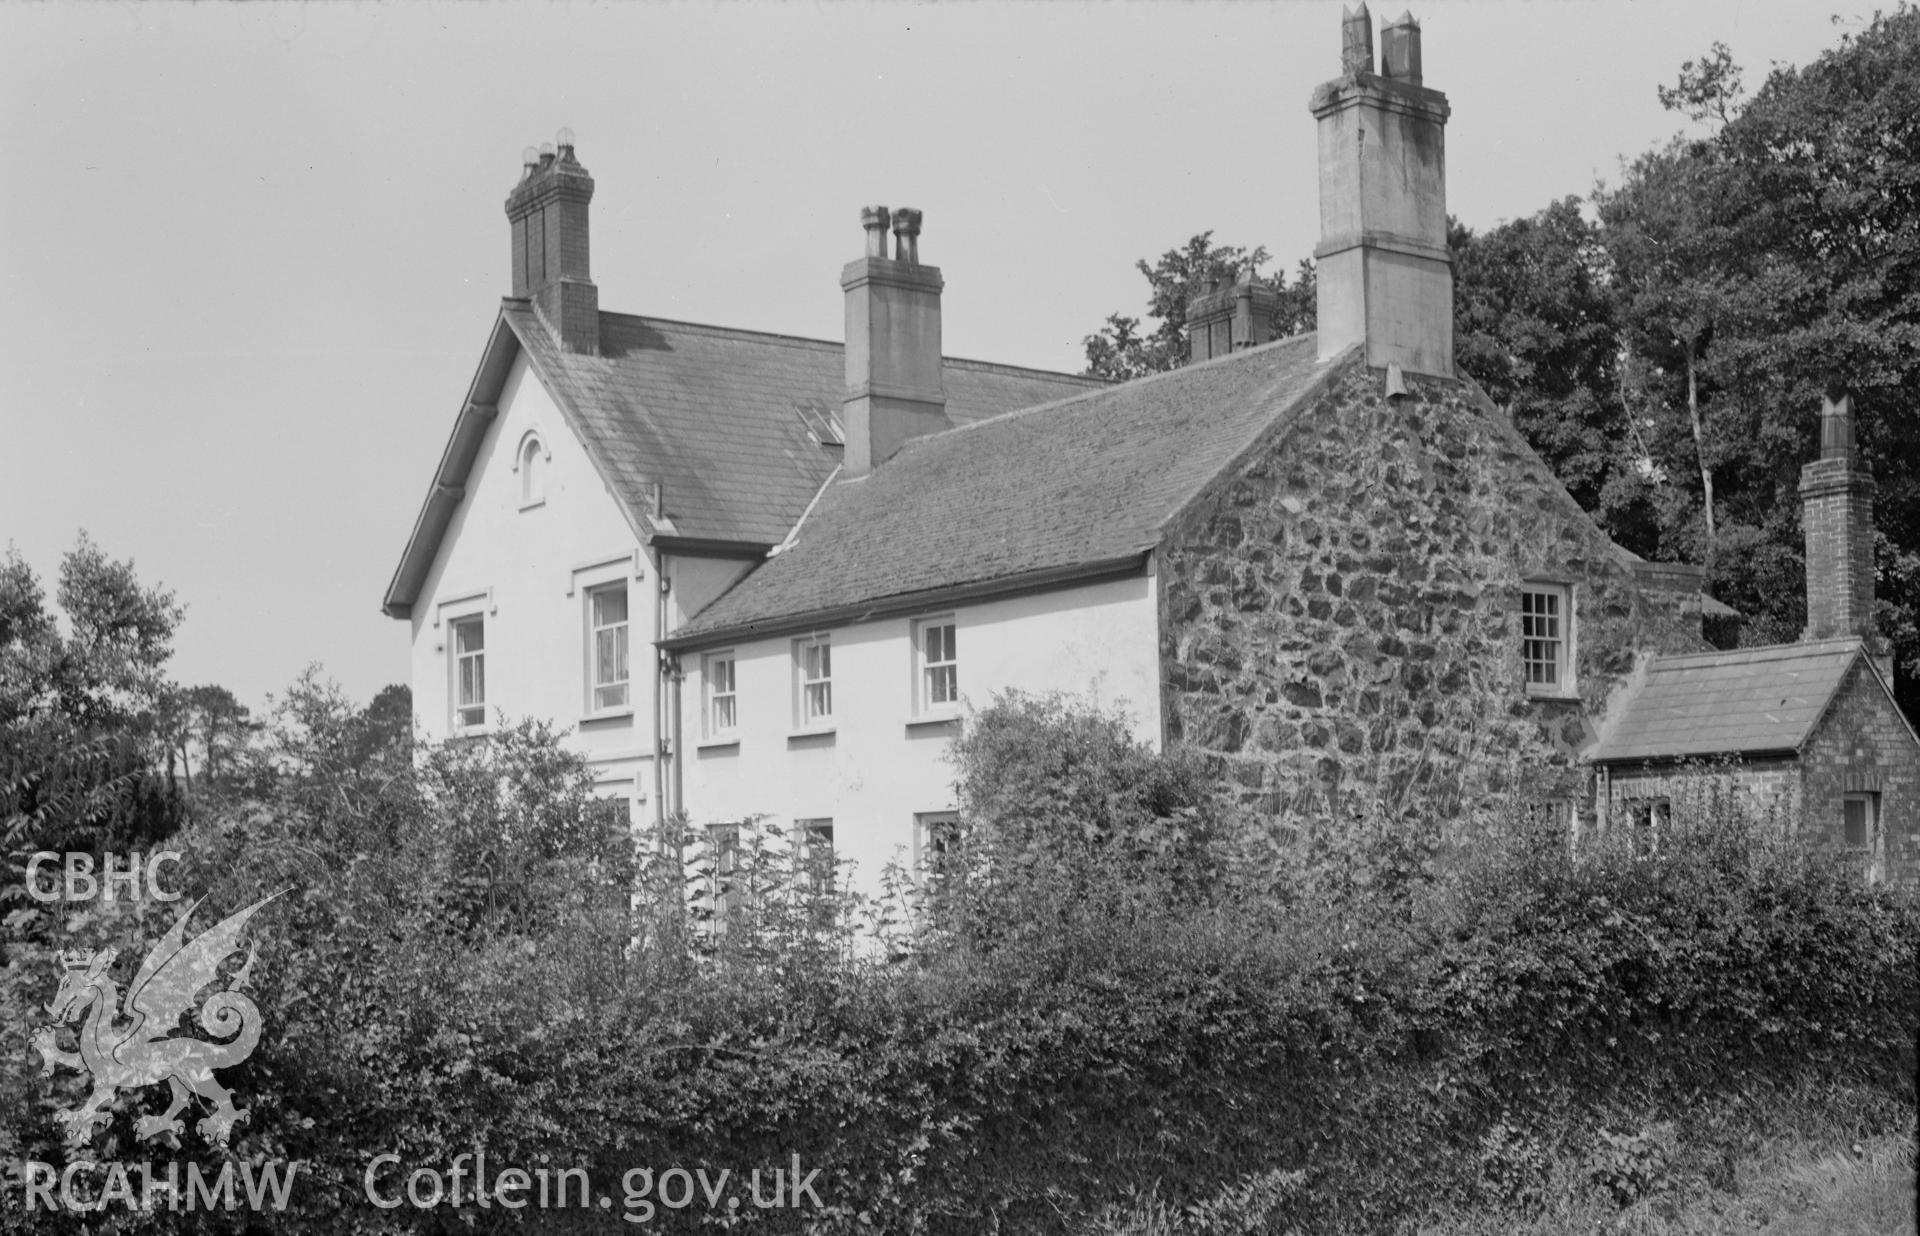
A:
504;128;598;355
1187;268;1281;364
1310;6;1453;376
1800;394;1890;677
841;206;948;478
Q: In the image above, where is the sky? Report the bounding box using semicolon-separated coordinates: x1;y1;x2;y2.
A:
0;1;1884;717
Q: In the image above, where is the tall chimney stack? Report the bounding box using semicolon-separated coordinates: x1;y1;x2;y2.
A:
841;206;948;479
1800;393;1890;678
1311;7;1453;376
504;128;599;355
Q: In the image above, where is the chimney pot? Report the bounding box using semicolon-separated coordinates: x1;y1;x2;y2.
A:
1380;11;1422;85
1820;393;1856;460
891;207;923;266
860;205;892;258
1342;2;1375;75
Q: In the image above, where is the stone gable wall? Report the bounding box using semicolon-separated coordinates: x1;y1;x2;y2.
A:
1798;659;1920;883
1158;361;1708;822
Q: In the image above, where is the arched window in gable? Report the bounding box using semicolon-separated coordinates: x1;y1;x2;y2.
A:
517;432;548;508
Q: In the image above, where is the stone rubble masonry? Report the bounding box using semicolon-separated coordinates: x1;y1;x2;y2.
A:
1158;359;1708;822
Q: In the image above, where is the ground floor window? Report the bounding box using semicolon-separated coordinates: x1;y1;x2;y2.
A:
706;823;743;925
914;812;960;879
797;819;835;897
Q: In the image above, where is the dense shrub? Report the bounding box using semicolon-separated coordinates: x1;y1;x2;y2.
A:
3;693;1912;1234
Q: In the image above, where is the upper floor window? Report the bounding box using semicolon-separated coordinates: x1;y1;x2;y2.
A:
795;635;832;728
915;617;958;715
450;615;486;732
1843;792;1884;884
705;652;738;737
1520;584;1572;694
587;583;629;712
518;434;547;508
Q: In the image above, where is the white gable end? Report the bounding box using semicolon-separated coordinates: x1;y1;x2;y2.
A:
409;352;656;806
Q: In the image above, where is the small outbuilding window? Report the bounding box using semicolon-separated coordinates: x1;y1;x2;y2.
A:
1625;797;1670;858
1843;792;1884;884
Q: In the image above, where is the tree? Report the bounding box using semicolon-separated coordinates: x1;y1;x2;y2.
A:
2;535;186;885
1657;41;1746;128
1083;233;1315;380
1602;11;1920;698
1711;6;1920;696
1599;140;1756;550
1450;200;1657;554
158;683;255;795
353;683;413;767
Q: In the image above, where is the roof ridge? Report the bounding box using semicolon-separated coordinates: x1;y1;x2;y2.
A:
940;354;1107;385
593;309;841;353
898;330;1322;453
1651;637;1863;669
587;308;1095;385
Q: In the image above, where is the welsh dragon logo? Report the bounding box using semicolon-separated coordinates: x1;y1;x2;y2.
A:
33;893;277;1148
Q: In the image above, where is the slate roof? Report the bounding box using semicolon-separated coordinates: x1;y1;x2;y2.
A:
509;304;1103;547
1589;638;1873;763
383;303;1100;616
668;332;1347;646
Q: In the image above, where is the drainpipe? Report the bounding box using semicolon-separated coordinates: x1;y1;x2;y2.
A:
653;552;670;830
669;656;684;820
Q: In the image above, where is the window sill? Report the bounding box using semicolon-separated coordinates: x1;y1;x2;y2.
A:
696;736;740;752
581;708;634;724
787;726;837;742
906;713;961;731
1525;688;1580;703
450;725;493;740
519;499;546;512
